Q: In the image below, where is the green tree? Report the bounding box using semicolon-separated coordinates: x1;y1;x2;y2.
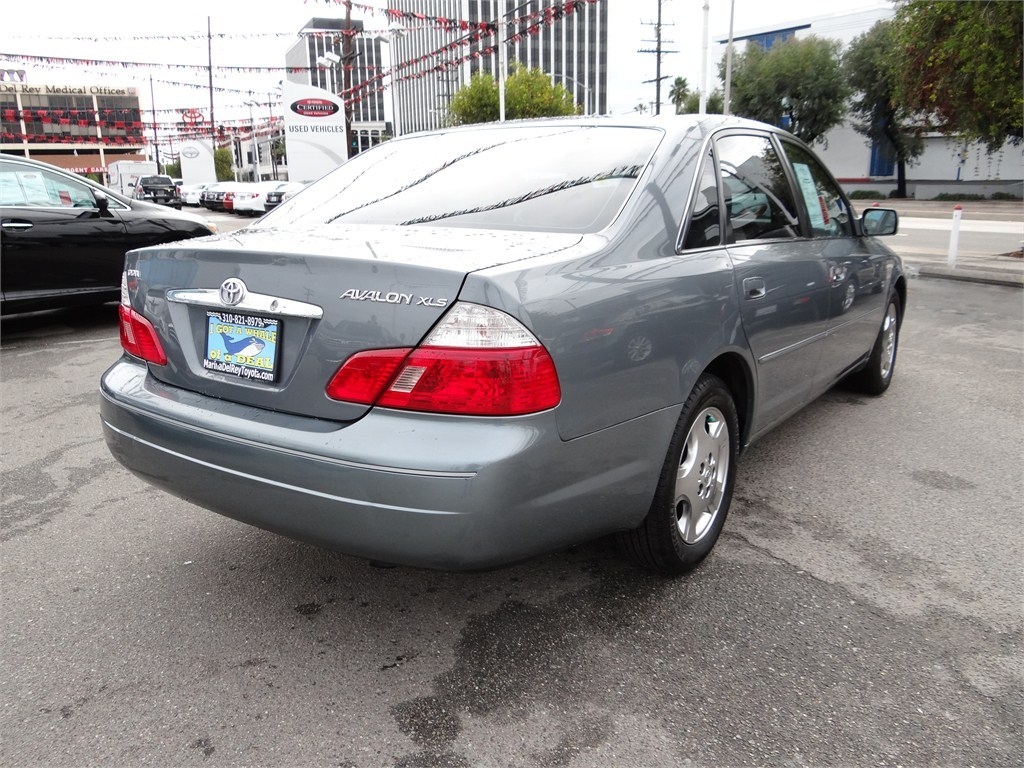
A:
448;72;500;124
844;20;924;198
214;147;234;181
725;36;849;145
891;0;1023;151
448;65;579;125
163;160;182;179
668;77;689;115
681;89;724;115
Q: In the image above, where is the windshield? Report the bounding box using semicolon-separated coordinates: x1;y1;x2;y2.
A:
256;125;662;234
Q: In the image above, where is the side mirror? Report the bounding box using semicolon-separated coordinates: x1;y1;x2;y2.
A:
94;190;110;212
861;207;898;236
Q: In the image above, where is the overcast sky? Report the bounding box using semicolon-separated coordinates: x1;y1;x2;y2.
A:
1;0;893;122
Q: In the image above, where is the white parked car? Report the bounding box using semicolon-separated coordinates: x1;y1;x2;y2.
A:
231;181;291;216
179;183;211;207
263;181;308;212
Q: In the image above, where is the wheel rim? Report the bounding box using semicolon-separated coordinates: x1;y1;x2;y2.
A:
842;282;856;311
674;406;730;544
880;301;898;380
625;334;653;363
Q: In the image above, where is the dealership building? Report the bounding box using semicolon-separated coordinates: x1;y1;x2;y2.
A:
0;81;150;176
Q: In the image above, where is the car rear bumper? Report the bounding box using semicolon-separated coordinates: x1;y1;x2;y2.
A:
99;358;673;569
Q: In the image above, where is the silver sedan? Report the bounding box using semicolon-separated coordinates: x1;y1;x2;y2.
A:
100;115;904;572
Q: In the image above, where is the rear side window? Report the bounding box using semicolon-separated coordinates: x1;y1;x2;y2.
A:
780;141;853;238
714;134;800;243
681;150;722;250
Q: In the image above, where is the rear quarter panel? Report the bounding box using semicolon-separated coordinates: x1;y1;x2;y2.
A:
460;127;748;441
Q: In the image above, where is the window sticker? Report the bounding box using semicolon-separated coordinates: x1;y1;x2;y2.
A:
792;163;826;230
18;171;51;205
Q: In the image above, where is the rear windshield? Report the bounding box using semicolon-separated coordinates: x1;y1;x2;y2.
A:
140;176;171;184
256;125;661;234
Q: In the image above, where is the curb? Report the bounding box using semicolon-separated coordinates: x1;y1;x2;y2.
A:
904;262;1024;289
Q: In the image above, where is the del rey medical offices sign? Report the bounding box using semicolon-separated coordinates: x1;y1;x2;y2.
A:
0;82;136;96
281;80;349;183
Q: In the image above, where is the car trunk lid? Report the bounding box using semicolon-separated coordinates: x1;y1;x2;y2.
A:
123;225;581;422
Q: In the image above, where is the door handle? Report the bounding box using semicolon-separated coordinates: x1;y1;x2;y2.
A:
742;277;766;299
1;221;34;231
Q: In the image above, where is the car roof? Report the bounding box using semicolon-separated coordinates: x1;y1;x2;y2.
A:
390;113;797;150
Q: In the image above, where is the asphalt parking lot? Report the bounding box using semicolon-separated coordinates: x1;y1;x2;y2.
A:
1;273;1021;767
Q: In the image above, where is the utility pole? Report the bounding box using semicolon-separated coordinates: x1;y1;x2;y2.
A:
639;0;677;116
149;75;160;170
342;1;356;159
207;17;215;149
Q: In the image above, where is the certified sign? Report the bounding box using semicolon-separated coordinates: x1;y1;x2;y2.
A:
290;98;340;117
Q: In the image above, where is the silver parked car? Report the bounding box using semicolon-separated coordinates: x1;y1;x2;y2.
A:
100;115;904;573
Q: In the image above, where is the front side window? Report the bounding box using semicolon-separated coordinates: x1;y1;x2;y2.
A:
780;142;853;238
714;134;799;243
257;125;662;234
0;163;95;208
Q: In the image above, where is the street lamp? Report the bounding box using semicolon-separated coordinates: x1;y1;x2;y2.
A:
267;91;279;180
559;74;594;116
316;51;341;95
373;32;402;138
243;99;260;181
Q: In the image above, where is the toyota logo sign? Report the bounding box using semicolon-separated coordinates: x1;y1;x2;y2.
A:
219;278;247;306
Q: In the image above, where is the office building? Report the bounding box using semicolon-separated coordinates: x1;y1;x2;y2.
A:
386;0;608;136
0;81;147;174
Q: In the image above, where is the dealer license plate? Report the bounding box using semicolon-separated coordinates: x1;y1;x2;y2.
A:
203;311;280;383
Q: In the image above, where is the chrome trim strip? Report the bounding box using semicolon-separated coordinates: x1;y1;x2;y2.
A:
101;394;476;480
758;308;880;363
103;419;465;514
758;332;826;363
166;288;324;319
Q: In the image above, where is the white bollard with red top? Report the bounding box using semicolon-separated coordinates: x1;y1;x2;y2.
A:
947;204;963;268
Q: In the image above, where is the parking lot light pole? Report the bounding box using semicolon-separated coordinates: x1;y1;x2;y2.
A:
559;74;594;116
244;99;260;182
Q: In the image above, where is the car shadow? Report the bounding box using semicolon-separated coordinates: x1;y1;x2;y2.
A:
0;302;120;343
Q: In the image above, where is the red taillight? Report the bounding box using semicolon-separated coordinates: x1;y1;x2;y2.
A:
325;303;562;416
325;348;412;404
118;305;167;365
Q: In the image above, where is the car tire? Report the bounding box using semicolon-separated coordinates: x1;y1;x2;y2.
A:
845;292;901;395
617;373;739;574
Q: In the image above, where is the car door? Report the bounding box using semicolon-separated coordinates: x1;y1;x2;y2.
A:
714;132;830;435
777;140;888;389
0;160;128;307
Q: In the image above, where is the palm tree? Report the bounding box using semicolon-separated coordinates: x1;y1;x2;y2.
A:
668;77;690;115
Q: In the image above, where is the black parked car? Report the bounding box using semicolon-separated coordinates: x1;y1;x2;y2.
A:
133;174;181;208
0;155;217;315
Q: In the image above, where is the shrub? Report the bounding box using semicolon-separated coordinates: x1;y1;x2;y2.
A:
990;192;1022;201
849;190;886;199
933;192;986;201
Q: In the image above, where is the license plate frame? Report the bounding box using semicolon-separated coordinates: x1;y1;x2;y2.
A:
203;310;281;383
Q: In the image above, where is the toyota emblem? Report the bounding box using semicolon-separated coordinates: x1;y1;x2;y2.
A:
219;278;247;306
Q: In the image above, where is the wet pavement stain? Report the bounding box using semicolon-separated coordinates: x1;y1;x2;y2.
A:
910;469;976;491
390;561;669;765
190;737;214;758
